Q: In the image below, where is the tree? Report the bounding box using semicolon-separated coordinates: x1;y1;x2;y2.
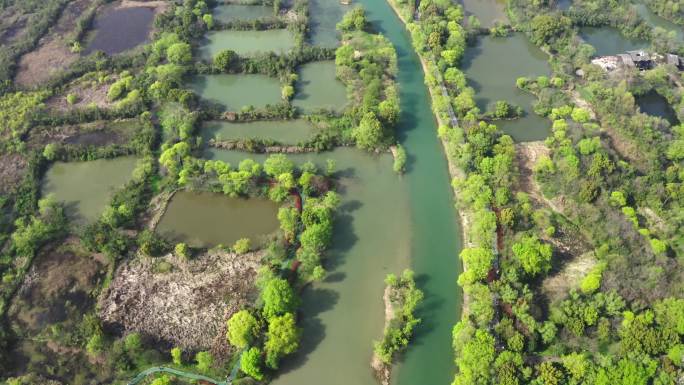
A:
227;310;259;349
233;238;251;254
265;313;300;369
175;242;190;260
241;347;265;380
453;329;496;385
264;154;294;177
535;362;565;385
166;42;192;65
66;93;78;105
457;247;494;285
512;235;552;276
171;346;182;366
278;207;299;240
195;351;213;372
43;143;57;160
529;14;570;46
353;111;384;150
337;7;367;32
213;50;237;71
261;278;299;318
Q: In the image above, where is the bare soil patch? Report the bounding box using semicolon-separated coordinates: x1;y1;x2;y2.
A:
515;141;566;213
46;77;115;112
98;250;262;354
27;119;135;149
14;0;94;88
542;251;596;304
0;8;29;45
0;153;28;195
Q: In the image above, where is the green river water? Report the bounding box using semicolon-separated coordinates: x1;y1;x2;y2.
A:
204;0;464;383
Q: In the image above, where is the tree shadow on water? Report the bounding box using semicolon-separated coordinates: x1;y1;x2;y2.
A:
275;287;339;374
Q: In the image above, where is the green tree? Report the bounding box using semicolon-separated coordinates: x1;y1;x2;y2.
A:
535;362;565;385
233;238;251;254
175;242;190;260
264;154;294;177
512;235;552;276
166;42;192;65
195;351;213;373
261;278;299;318
353;111;384;150
227;310;259;349
265;313;300;369
171;346;182;366
241;347;265;380
457;247;494;285
213;50;237;71
278;207;299;240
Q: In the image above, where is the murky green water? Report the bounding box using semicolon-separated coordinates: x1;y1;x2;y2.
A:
308;0;349;47
580;26;648;56
83;7;154;55
156;191;280;248
189;74;282;111
213;4;274;23
41;156;138;223
460;0;507;27
636;90;679;125
634;3;684;42
292;61;348;113
199;29;296;59
462;33;551;142
201;120;316;144
207;147;413;385
210;0;463;383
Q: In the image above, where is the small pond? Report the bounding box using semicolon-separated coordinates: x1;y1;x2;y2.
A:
292;61;348;113
83;7;154;55
156;191;280;248
462;33;551;141
634;3;684;42
42;156;138;223
202;120;316;144
636;90;679;125
199;29;296;59
579;26;649;57
460;0;507;28
308;0;349;47
213;4;274;23
189;74;282;111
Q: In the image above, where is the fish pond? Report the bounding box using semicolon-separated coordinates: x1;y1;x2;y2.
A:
156;191;280;248
199;29;296;59
460;0;507;27
634;3;684;42
83;7;154;55
213;4;274;23
189;74;282;111
201;120;317;144
636;90;679;125
292;61;348;113
579;26;648;56
307;0;349;47
41;156;138;223
462;33;551;142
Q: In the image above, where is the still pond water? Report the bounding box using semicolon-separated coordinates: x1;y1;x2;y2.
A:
84;7;154;55
189;74;282;111
292;61;348;113
199;29;296;59
636;90;679;125
213;4;274;23
42;156;138;223
156;191;280;248
201;120;316;144
462;33;551;142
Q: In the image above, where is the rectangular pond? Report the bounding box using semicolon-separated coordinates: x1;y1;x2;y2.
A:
462;33;551;142
199;29;296;59
202;120;316;144
292;61;348;113
460;0;507;28
156;191;280;248
189;74;282;111
213;4;274;23
83;6;155;55
41;156;138;223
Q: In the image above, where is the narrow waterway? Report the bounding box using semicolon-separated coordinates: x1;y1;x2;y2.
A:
260;0;463;384
358;2;462;384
